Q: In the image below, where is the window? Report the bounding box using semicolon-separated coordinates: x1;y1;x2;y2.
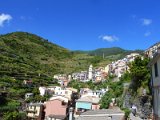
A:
154;62;158;77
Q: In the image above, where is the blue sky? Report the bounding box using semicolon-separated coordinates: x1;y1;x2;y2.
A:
0;0;160;50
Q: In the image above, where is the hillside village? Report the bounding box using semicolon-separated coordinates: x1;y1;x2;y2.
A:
2;0;160;119
23;52;142;120
23;41;160;120
0;32;160;120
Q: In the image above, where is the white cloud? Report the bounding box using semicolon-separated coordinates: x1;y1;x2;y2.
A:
0;13;12;27
99;35;119;42
144;31;151;37
141;18;152;26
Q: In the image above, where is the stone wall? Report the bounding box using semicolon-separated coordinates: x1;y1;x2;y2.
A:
123;93;152;119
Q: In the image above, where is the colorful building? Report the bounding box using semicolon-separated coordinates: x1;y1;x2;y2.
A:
26;103;44;120
44;96;70;120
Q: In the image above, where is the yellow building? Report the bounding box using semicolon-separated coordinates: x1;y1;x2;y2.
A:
26;103;44;120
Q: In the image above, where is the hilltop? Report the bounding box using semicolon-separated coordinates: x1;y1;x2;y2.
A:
74;47;143;61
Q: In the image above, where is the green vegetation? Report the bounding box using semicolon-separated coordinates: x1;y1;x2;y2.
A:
129;57;151;94
3;111;26;120
68;80;96;91
122;108;131;119
100;78;124;109
0;32;72;77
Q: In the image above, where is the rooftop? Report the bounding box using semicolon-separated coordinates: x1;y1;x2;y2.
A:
27;102;43;106
81;107;124;115
76;107;124;120
77;96;100;104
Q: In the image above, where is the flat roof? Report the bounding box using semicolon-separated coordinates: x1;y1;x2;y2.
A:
76;108;125;120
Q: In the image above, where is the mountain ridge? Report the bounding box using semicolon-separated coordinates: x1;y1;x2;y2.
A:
73;47;143;59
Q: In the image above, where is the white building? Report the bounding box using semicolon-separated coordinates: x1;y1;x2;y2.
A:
46;86;77;100
80;87;108;98
72;71;88;82
109;60;128;79
88;64;93;80
39;87;47;96
145;42;160;58
126;53;140;62
148;49;160;120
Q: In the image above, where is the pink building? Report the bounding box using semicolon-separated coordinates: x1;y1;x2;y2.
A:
45;96;70;120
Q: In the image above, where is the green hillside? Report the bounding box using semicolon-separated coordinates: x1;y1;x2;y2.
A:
88;47;126;56
0;32;109;81
0;32;72;79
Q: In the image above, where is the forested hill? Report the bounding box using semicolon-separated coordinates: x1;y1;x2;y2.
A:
77;47;127;56
74;47;143;60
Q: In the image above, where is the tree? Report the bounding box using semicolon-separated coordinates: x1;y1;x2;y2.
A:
3;111;26;120
129;57;150;93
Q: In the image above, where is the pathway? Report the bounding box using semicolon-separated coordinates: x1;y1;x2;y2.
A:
129;113;143;120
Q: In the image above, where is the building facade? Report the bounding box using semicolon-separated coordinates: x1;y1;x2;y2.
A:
149;50;160;120
26;103;44;120
45;96;70;120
